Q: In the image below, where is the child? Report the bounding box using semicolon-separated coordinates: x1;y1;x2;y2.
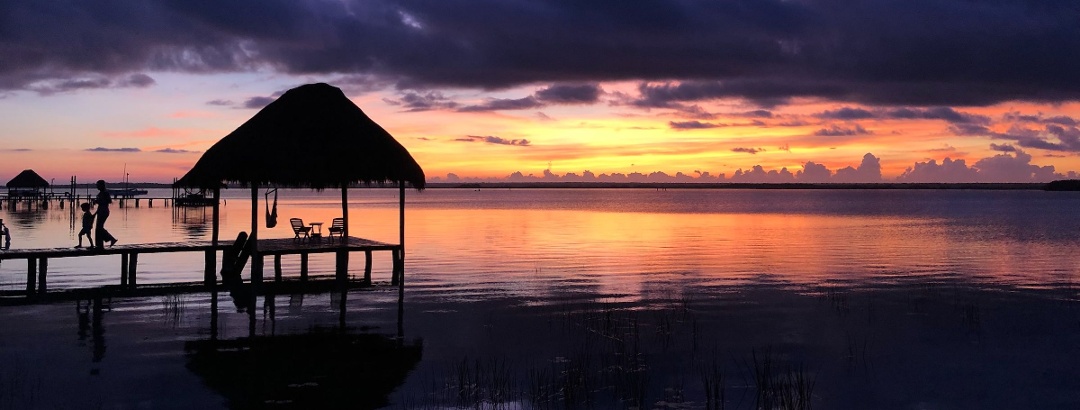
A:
0;219;8;250
76;203;94;248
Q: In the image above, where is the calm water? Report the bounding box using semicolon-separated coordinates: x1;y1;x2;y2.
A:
1;188;1079;409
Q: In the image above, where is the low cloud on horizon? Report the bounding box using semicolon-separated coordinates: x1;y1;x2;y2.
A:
434;150;1069;184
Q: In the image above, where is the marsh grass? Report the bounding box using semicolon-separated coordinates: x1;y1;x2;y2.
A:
395;300;817;410
749;349;814;410
160;294;186;327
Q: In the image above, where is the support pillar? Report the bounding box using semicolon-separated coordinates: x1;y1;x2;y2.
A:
37;258;47;294
26;258;36;294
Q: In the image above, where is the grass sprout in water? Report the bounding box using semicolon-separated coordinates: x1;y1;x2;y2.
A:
395;301;816;410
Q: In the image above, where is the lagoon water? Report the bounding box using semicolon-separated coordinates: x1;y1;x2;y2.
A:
2;188;1080;409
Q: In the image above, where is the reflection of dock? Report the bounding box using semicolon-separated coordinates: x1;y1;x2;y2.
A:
0;236;403;298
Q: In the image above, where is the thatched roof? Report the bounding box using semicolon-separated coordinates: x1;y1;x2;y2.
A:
175;83;425;190
6;169;48;188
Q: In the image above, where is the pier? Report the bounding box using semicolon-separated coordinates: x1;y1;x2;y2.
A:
0;236;403;299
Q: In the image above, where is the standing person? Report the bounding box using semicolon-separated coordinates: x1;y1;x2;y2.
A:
76;203;95;248
0;218;9;250
94;180;118;248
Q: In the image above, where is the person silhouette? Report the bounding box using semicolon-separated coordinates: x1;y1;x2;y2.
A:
94;180;118;248
0;218;9;250
76;203;95;248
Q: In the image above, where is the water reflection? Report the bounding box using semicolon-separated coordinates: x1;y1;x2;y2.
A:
76;297;109;365
173;206;211;240
186;331;422;409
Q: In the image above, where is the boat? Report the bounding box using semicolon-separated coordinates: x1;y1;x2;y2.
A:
108;188;149;197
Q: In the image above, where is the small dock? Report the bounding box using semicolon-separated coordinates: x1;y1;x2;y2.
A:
0;236;403;297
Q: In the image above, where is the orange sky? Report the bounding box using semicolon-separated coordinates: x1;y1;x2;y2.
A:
1;76;1078;184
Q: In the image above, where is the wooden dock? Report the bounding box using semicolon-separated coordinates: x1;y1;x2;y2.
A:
0;236;403;297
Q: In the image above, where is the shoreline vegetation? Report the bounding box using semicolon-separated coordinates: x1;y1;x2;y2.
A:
48;179;1080;191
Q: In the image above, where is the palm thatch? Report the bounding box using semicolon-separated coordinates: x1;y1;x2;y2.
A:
6;169;48;188
175;83;425;190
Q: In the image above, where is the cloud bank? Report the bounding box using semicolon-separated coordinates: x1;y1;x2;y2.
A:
3;0;1079;106
434;151;1069;184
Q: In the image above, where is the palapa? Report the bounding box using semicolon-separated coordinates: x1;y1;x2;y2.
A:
175;82;425;190
6;169;49;189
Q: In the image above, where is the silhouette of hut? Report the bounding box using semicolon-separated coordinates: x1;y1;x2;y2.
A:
6;169;49;196
174;83;425;281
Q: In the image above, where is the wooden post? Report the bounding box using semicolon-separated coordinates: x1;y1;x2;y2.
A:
300;253;309;281
121;253;129;287
398;181;406;293
274;255;282;282
341;186;349;240
364;250;372;285
211;187;220;246
148;198;153;208
38;258;47;294
250;186;262;285
338;185;349;282
26;258;36;294
129;253;138;288
336;250;348;282
204;250;216;287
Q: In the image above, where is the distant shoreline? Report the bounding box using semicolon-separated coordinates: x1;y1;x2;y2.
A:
427;182;1053;190
56;180;1080;191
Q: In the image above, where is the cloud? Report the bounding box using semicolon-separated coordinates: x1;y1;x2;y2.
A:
731;147;763;154
23;73;156;95
456;135;530;146
534;84;601;104
206;99;233;106
2;0;1079;105
384;90;459;112
86;147;140;152
817;107;875;120
884;107;989;124
458;96;542;112
990;143;1017;152
154;148;198;154
832;153;882;183
242;96;276;109
739;110;773;118
669;120;725;130
814;124;871;136
897;149;1058;182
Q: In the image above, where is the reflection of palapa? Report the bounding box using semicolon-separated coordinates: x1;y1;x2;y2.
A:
186;331;422;409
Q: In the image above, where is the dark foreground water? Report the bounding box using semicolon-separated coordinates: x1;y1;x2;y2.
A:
1;188;1079;409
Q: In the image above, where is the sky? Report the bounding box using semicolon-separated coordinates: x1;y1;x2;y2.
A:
2;0;1080;184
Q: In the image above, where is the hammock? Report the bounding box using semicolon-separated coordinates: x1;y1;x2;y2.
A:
265;188;278;228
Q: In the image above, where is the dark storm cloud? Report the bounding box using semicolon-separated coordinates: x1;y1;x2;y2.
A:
3;0;1080;105
534;84;601;104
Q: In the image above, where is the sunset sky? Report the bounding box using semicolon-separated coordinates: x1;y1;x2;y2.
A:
2;0;1079;184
